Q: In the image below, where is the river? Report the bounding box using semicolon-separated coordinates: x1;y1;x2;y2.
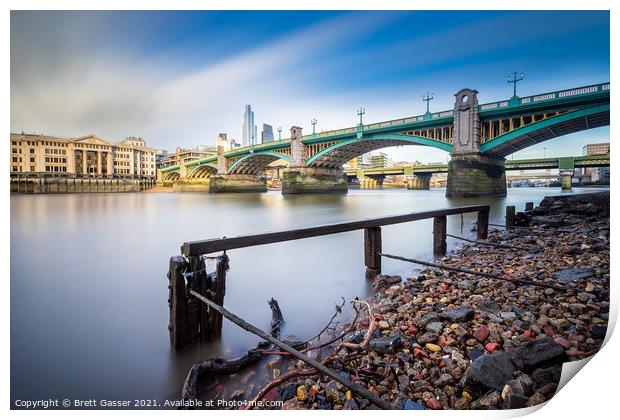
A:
10;187;604;406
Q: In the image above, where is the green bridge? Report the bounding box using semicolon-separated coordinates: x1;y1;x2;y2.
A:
160;82;609;197
344;154;609;190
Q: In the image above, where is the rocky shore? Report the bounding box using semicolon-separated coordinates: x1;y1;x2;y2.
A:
268;192;609;410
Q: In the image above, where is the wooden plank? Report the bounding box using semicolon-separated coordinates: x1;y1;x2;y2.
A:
433;215;447;256
182;205;489;256
168;256;192;350
477;208;489;240
364;227;382;278
506;205;516;229
209;254;228;338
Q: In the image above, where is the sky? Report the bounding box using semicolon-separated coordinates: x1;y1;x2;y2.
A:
10;10;610;163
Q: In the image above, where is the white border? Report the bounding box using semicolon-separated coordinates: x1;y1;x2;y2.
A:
2;2;617;420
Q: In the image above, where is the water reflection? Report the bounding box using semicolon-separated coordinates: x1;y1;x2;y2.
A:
10;187;605;405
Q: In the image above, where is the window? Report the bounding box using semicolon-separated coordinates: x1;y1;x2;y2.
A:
12;148;17;153
30;166;35;172
12;166;17;171
30;157;35;163
12;157;17;163
30;148;35;154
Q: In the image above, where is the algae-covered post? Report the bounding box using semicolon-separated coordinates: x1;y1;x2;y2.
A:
364;227;382;278
506;205;516;229
433;216;447;256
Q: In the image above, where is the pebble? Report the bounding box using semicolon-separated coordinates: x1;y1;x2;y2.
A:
425;343;442;352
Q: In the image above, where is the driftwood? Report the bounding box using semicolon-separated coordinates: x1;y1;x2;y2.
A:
190;290;394;410
446;233;542;251
181;297;284;404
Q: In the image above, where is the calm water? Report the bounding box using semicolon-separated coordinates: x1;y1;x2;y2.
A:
10;187;603;405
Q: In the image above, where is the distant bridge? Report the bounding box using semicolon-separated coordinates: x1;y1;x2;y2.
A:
159;82;609;196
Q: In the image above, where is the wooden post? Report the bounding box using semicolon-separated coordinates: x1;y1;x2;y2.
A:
168;256;192;350
209;253;229;338
433;216;447;256
477;208;489;240
525;202;533;211
506;205;515;229
186;256;208;343
364;227;382;279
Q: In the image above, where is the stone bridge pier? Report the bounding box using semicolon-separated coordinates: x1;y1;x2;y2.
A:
406;173;432;190
282;126;348;194
209;146;267;193
446;88;507;198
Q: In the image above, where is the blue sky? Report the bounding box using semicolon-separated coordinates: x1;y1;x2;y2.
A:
11;10;610;163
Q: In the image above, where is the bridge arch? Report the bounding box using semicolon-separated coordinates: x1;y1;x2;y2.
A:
305;133;453;168
227;152;292;175
161;171;180;181
187;164;217;179
480;104;610;157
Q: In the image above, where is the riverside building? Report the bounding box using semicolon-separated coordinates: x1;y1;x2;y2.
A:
10;133;157;178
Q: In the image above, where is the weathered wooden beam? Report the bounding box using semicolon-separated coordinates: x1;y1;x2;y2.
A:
187;256;208;342
168;256;192;350
364;226;382;279
477;208;489;239
506;205;516;229
433;215;447;256
182;205;490;256
525;201;534;211
209;254;228;338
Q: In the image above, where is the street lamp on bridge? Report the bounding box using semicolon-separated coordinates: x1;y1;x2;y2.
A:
422;92;434;114
277;126;282;141
311;118;317;135
357;108;366;126
507;71;525;98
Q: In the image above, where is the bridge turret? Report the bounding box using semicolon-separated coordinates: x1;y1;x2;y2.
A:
217;145;229;174
452;88;480;154
290;126;305;166
446;88;507;198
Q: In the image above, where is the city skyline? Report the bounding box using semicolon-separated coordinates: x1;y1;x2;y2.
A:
11;10;610;163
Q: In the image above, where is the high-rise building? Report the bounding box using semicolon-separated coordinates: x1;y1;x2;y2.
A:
355;153;372;169
261;124;274;143
370;151;393;168
242;105;257;146
582;142;610;182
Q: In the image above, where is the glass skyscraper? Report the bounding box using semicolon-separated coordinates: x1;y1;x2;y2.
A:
242;105;257;146
261;124;274;143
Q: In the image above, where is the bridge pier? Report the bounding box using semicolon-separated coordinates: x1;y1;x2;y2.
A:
209;174;267;193
406;173;432;190
445;88;507;198
560;170;574;191
446;153;506;197
173;178;212;192
282;126;348;194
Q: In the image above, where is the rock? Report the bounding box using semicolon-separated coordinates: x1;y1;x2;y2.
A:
426;321;444;334
417;312;441;327
464;351;516;394
554;267;595;284
425;343;441;352
325;380;344;404
500;311;517;320
403;400;425;410
503;392;529;409
591;325;607;340
417;333;439;345
485;342;501;352
440;306;475;322
510;337;566;371
531;365;562;388
411;380;431;392
435;373;454;387
471;391;501;409
282;398;306;410
425;397;442;410
230;389;244;400
369;334;402;353
343;399;358;410
467;347;484;361
477;299;501;314
525;392;547;407
296;385;308;401
474;325;490;343
454;398;470;409
378;320;390;329
554;336;571;349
